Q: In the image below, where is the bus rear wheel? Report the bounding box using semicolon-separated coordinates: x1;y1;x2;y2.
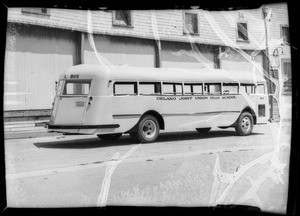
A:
196;128;211;133
97;133;122;141
131;115;159;143
235;112;253;136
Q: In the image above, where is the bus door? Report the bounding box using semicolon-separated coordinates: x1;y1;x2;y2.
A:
50;79;92;132
240;83;269;124
255;84;269;124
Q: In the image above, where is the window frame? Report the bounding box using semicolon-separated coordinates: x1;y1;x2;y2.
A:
280;25;290;45
183;11;199;35
56;80;65;96
112;10;133;28
113;81;138;96
236;21;249;42
281;59;292;95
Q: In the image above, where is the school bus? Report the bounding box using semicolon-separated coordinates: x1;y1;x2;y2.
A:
48;64;269;143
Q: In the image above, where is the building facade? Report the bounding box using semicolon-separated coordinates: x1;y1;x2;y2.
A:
4;3;291;121
264;3;291;121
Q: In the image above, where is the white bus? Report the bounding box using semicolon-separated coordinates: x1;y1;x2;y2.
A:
48;64;269;143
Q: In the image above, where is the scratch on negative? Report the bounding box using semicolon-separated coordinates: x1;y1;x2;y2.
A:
96;144;141;207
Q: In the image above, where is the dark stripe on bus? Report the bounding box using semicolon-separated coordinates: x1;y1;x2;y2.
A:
112;114;142;118
112;111;241;118
48;124;120;129
162;111;240;117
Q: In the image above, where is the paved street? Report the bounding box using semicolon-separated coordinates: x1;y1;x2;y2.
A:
5;123;290;213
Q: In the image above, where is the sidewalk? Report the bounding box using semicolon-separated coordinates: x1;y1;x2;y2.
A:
4;120;58;139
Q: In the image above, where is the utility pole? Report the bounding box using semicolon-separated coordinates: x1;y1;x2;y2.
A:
155;40;162;68
262;5;273;122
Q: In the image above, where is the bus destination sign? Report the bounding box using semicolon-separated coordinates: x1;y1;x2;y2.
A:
156;95;237;101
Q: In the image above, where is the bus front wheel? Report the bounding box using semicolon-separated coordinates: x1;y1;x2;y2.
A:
235;112;253;136
97;133;122;141
131;115;159;143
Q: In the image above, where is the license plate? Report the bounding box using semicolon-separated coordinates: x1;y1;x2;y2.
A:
75;101;85;107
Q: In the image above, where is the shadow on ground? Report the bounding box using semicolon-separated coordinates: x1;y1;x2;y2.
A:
33;129;264;150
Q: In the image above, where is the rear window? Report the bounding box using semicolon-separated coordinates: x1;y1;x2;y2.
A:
63;80;91;95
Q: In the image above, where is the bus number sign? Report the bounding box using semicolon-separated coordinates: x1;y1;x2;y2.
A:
70;74;79;79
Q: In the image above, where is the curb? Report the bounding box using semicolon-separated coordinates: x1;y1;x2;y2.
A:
4;120;50;139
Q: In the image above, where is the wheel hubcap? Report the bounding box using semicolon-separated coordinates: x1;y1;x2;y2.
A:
241;117;251;132
142;120;157;139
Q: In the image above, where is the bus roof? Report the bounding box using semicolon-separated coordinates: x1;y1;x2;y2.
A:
63;64;267;84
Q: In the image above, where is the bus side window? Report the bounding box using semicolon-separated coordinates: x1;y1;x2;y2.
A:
162;83;174;95
239;84;246;94
240;84;255;94
205;83;221;95
154;83;161;94
223;83;239;94
184;84;193;95
163;83;183;95
175;84;183;95
114;82;137;96
139;82;161;95
193;84;203;95
257;84;266;94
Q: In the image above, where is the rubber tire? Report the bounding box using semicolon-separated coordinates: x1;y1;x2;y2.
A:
97;133;122;141
129;132;139;143
235;112;254;136
131;115;159;143
196;128;211;133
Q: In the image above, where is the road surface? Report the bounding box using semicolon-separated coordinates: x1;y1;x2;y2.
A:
5;123;290;214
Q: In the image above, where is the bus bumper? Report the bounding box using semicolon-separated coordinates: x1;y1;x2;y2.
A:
47;124;120;129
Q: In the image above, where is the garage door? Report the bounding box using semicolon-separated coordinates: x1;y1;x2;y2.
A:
5;24;77;111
